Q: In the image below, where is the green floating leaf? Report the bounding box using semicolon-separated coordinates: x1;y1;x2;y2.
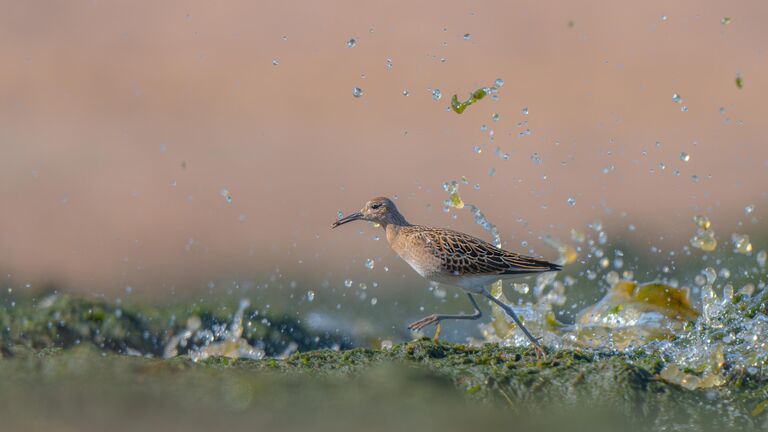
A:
735;75;743;89
451;88;488;114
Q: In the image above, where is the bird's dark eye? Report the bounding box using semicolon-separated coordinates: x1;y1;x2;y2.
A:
371;203;382;210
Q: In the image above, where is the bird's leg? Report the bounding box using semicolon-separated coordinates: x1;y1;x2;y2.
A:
481;291;546;359
408;294;483;340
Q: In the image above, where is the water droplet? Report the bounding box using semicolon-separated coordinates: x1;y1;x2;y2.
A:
307;290;315;302
365;258;375;270
491;113;500;122
744;204;755;215
703;267;717;284
690;215;717;252
220;188;232;203
352;87;364;98
567;197;576;206
513;283;529;294
344;279;353;288
402;89;409;96
385;58;393;70
757;250;767;267
347;37;357;48
494;78;504;87
661;15;668;21
463;33;471;40
672;93;682;103
681;106;689;112
488;167;496;177
473;146;482;154
680;152;690;162
731;233;752;254
530;153;542;164
522;107;529;116
370;297;378;305
271;58;279;66
431;88;442;101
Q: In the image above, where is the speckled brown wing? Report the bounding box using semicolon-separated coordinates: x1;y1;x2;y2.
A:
406;226;561;277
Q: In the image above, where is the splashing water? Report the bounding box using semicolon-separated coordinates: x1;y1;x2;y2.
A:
441;181;768;389
164;299;265;362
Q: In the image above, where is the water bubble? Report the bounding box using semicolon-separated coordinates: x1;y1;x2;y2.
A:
681;106;689;112
567;197;576;206
431;88;442;101
402;89;409;96
307;290;315;302
488;167;496;177
271;58;279;66
491;113;500;122
721;17;731;25
352;87;364;98
370;297;378;306
494;78;504;87
463;33;471;40
680;152;690;162
365;258;375;270
522;107;529;116
337;210;344;220
672;93;682;103
347;37;357;48
757;250;767;267
385;58;392;70
661;15;668;21
530;153;542;164
473;146;482;154
344;279;353;288
745;204;755;215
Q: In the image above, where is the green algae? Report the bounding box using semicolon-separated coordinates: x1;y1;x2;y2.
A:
2;296;768;430
0;294;351;358
1;341;768;431
450;88;488;114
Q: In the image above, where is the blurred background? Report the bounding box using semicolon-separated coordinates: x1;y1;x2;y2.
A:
1;0;766;338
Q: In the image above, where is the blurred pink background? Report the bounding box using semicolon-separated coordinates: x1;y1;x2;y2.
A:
1;0;766;294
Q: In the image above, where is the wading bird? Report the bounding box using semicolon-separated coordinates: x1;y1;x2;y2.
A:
331;197;562;356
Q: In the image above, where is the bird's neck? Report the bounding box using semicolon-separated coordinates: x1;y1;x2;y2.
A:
385;223;401;245
380;210;410;228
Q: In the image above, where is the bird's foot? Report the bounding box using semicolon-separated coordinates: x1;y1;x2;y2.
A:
532;343;547;360
433;322;442;342
408;314;440;331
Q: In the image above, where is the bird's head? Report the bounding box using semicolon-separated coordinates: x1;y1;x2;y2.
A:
331;196;408;228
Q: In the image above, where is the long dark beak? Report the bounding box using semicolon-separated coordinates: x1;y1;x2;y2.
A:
331;211;363;229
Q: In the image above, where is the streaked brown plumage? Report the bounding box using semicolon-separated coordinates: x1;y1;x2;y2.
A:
332;196;563;356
